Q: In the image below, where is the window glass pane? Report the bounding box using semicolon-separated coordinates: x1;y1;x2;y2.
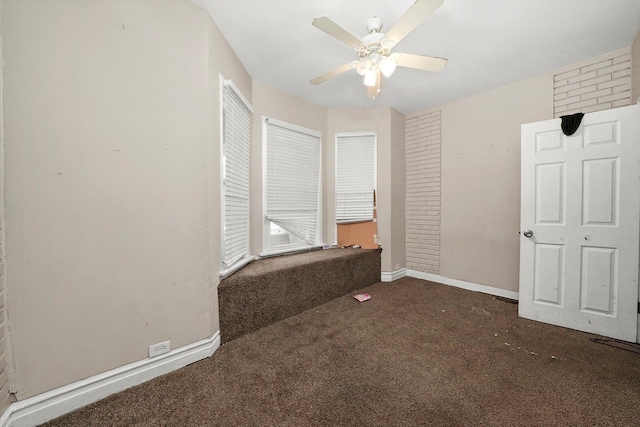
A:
269;222;304;247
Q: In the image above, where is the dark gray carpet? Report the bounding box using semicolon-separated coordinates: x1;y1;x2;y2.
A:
43;277;640;426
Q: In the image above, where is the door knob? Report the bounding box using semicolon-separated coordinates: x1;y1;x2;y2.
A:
523;230;533;237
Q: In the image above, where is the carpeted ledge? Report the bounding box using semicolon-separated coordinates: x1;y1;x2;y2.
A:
218;248;381;343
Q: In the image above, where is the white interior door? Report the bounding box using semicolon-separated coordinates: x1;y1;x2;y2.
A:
519;105;640;343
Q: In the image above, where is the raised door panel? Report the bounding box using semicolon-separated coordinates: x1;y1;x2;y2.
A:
583;121;619;148
582;158;618;226
580;247;617;315
535;130;564;153
535;163;565;225
534;244;564;306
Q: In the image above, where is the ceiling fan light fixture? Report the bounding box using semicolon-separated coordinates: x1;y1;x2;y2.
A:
356;57;372;76
380;52;401;78
363;70;377;87
379;57;396;78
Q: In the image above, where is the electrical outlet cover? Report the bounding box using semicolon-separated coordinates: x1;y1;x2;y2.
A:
149;340;171;358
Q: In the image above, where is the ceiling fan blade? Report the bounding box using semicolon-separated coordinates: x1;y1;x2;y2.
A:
310;62;355;85
385;0;444;45
396;53;448;72
312;16;362;49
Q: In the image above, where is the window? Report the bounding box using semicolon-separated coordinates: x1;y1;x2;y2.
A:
221;79;252;274
335;132;376;224
263;117;322;254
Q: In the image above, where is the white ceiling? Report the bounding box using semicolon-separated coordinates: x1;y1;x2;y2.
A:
193;0;640;115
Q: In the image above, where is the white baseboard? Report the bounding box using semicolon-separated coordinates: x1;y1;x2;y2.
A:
406;270;519;301
381;268;407;282
1;331;221;427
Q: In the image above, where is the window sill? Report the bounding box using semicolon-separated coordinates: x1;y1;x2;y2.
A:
336;218;375;225
220;255;256;279
259;244;324;259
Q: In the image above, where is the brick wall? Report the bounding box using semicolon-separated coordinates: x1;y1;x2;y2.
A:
554;48;632;118
405;110;441;275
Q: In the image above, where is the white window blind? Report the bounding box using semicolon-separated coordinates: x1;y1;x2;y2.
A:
336;133;376;224
265;119;321;246
222;82;252;269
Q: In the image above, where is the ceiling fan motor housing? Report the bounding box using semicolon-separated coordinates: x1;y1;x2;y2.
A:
367;16;383;33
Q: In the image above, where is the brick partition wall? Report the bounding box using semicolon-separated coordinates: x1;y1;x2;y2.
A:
405;110;441;275
554;48;632;118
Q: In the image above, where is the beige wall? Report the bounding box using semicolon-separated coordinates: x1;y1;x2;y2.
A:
633;30;640;104
407;44;640;293
2;0;250;399
0;0;10;412
407;73;553;292
326;107;404;273
250;82;328;254
438;73;553;292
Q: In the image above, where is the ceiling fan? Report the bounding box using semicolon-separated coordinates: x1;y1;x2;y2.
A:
310;0;448;99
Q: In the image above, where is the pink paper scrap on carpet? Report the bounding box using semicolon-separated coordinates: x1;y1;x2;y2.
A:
353;293;371;302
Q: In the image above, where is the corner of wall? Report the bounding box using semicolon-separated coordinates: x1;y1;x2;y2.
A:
205;9;253;333
0;0;12;416
390;108;406;270
632;29;640;104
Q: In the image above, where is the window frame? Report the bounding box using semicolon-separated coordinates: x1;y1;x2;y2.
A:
219;75;254;278
261;116;323;256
